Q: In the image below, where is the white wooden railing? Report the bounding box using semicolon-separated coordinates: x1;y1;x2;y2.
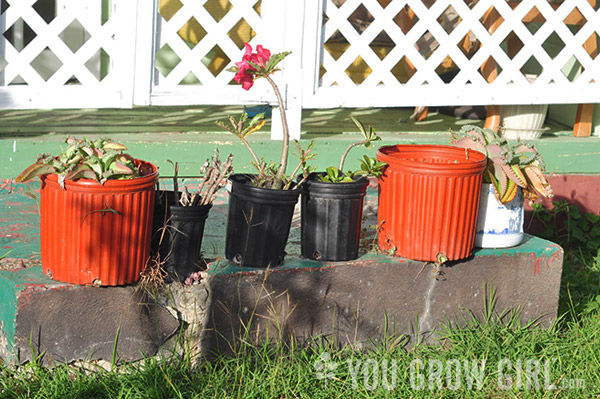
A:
0;0;599;138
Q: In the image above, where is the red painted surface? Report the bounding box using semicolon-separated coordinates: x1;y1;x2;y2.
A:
525;174;600;236
39;162;158;286
531;174;600;214
533;253;542;276
376;145;486;262
532;248;562;277
17;284;77;307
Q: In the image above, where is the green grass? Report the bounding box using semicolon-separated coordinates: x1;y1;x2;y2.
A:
1;249;599;398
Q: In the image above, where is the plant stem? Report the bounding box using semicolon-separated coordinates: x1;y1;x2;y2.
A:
201;155;233;205
284;161;303;190
338;141;365;171
240;137;262;171
171;161;179;204
284;140;312;190
265;74;289;190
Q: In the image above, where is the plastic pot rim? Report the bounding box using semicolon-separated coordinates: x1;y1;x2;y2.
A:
41;160;159;192
302;173;369;197
377;144;486;175
229;173;301;203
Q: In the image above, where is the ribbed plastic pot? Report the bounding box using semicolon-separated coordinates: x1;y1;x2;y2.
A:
152;190;212;281
39;161;158;286
475;183;524;248
376;145;486;262
225;174;300;268
301;173;369;261
501;103;548;140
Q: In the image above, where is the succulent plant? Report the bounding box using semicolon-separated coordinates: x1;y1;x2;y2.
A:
451;125;553;204
317;117;386;183
16;137;143;187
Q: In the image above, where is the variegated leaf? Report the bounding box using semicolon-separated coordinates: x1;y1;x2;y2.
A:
64;164;96;181
500;180;518;203
15;163;57;183
490;163;508;199
524;165;552;198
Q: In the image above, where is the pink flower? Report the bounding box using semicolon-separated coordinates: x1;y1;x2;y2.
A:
250;45;271;69
242;42;254;62
234;44;257;90
233;43;273;91
234;62;255;90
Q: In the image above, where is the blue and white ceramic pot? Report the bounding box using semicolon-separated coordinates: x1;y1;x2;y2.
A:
475;183;524;248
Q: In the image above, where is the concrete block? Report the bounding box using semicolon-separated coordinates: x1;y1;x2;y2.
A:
0;236;563;363
201;235;563;353
0;267;179;364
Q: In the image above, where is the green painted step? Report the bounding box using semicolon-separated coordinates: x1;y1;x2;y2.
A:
2;130;599;180
0;107;598;179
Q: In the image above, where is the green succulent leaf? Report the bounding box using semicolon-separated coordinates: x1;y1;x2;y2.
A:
326;166;339;179
101;152;119;167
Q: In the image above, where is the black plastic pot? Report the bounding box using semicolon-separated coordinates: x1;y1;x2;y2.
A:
225;174;300;268
301;173;369;261
152;191;212;281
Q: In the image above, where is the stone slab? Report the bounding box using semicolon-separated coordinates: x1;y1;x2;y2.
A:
0;236;563;363
0;267;179;364
201;235;563;353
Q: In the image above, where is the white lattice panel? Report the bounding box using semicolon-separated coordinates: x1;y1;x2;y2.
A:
303;0;600;107
148;0;285;106
0;0;136;108
1;0;599;134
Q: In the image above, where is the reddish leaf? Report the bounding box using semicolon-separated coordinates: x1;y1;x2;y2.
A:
451;136;486;155
524;165;552;198
498;164;526;188
64;164;96;181
16;163;57;183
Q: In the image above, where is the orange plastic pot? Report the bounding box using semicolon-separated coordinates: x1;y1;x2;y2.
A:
39;161;158;286
376;145;486;262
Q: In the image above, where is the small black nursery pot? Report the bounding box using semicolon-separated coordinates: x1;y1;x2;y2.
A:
300;173;369;261
225;174;300;268
152;190;212;281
